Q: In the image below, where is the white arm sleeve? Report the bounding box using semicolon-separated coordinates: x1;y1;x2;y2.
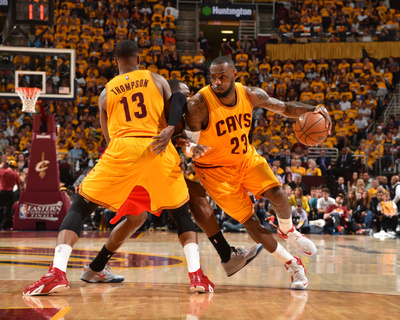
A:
184;129;201;144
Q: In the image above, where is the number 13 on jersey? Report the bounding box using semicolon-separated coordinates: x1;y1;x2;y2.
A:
120;92;147;121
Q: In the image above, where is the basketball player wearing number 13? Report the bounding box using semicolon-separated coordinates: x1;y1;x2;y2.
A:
185;56;332;289
24;40;214;296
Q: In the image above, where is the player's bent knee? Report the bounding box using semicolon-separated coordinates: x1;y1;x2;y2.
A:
186;179;207;199
243;214;262;229
264;186;285;202
243;214;271;234
59;194;99;237
167;204;197;236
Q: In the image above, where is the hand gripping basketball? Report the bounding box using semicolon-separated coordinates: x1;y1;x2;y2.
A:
294;108;330;147
314;105;332;134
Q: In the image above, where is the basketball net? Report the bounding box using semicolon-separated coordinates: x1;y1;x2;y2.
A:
16;87;41;113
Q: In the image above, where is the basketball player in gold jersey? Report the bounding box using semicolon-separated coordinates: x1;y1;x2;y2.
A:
24;40;214;296
185;56;332;290
79;79;263;285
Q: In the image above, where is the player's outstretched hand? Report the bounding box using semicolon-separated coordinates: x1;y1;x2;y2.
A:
192;145;211;160
314;105;332;134
172;134;190;148
151;125;175;154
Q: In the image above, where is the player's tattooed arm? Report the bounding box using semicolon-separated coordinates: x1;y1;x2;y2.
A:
246;86;332;133
185;92;208;132
246;86;315;118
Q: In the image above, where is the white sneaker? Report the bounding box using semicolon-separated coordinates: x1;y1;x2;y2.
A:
285;257;308;290
373;230;387;238
80;265;124;283
278;227;317;257
221;244;264;277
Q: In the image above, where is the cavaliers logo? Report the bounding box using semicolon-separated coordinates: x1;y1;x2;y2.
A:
35;152;50;179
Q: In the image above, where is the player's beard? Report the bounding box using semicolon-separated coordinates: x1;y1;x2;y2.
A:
213;80;235;98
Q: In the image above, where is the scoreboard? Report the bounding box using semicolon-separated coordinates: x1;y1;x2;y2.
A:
12;0;54;25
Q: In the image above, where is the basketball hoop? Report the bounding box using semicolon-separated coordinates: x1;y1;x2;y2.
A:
16;87;41;113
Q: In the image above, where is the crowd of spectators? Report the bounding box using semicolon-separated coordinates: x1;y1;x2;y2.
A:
273;0;399;43
251;173;400;237
0;0;400;235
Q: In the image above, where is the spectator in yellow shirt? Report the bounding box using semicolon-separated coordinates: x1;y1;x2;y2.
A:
270;68;282;83
345;103;359;120
310;75;325;92
313;87;325;105
299;87;314;103
259;58;271;73
349;77;361;95
325;85;340;103
338;59;350;72
324;132;337;149
276;79;288;97
304;59;316;73
193;50;206;70
306;159;322;176
383;68;393;86
335;120;348;149
289;187;310;213
57;140;70;160
293;68;305;85
346;117;358;146
180;50;194;69
235;48;249;68
352;57;364;77
291;159;306;176
237;66;250;85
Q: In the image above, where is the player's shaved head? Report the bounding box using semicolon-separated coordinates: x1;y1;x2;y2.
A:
211;56;235;68
168;79;185;93
115;40;139;59
168;79;190;98
209;56;237;98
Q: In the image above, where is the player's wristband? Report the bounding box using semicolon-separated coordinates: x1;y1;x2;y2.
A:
183;142;197;157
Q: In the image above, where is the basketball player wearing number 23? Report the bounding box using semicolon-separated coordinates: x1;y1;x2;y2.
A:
185;56;332;289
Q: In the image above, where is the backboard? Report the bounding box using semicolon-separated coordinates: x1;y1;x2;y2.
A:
0;46;76;100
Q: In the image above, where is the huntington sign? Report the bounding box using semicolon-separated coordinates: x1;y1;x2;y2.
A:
201;4;254;20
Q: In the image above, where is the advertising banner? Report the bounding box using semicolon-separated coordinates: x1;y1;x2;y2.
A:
14;113;70;230
201;3;254;21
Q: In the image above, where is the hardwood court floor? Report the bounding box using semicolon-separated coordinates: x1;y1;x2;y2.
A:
0;231;399;320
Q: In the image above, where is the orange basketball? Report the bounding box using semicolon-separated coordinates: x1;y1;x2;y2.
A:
294;112;328;146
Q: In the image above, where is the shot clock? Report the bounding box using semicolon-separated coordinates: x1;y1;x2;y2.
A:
12;0;54;25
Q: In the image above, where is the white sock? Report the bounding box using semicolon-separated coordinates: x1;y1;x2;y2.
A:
183;243;201;273
278;217;293;234
53;244;72;272
272;243;294;265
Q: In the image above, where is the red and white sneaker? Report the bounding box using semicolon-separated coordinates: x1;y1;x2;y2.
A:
278;227;317;257
188;267;214;293
23;264;69;296
285;257;308;290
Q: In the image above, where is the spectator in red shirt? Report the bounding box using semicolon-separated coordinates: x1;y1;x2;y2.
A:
0;161;22;230
323;193;349;234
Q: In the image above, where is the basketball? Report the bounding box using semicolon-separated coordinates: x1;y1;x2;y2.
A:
294;112;329;146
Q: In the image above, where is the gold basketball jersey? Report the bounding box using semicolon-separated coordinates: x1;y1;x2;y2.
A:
105;70;165;139
196;83;254;166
